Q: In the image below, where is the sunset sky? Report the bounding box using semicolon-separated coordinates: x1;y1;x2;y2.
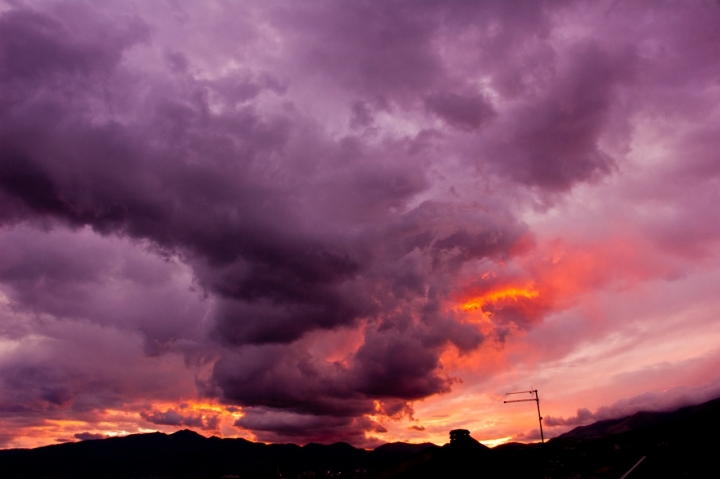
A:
1;0;720;450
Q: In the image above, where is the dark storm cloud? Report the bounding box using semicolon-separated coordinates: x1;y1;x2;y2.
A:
271;0;631;192
0;2;577;443
350;329;453;398
482;42;634;191
209;344;369;417
0;8;146;82
208;293;368;347
4;0;715;446
209;312;481;437
0;6;377;351
208;329;452;418
274;0;558;99
278;2;443;96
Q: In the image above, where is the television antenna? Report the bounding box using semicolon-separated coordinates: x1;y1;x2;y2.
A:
504;388;544;443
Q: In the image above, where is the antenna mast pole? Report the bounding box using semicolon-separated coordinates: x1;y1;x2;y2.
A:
504;389;544;443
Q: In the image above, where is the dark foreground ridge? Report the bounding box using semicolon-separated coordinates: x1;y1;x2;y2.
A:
1;396;720;478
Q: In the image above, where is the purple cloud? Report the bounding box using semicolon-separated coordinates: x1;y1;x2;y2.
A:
424;92;495;132
0;0;719;447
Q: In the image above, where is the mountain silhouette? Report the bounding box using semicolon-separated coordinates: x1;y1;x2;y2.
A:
552;396;720;441
0;429;435;478
1;396;720;478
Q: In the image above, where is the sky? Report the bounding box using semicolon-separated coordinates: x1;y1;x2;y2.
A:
0;0;719;450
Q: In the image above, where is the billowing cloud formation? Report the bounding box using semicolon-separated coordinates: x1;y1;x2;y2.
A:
1;0;720;448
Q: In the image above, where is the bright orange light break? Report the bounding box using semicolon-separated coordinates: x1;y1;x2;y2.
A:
461;287;540;311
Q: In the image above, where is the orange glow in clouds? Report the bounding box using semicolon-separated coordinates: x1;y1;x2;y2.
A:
462;287;540;313
458;284;542;329
0;399;254;449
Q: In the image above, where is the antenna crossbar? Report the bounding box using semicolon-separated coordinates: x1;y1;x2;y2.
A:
503;388;545;443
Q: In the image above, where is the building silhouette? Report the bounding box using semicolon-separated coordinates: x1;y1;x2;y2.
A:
449;429;471;444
